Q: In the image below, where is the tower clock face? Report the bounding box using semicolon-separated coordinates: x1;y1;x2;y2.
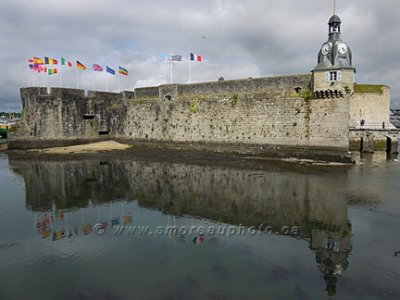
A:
321;43;331;55
337;42;348;54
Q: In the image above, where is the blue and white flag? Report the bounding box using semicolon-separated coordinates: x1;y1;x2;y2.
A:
106;66;115;75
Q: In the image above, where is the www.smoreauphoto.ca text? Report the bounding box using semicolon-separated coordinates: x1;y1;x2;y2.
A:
93;224;299;237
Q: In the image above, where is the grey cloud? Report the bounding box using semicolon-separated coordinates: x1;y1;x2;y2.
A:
1;0;399;111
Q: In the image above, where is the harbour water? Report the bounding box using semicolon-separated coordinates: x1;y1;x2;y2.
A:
0;149;399;300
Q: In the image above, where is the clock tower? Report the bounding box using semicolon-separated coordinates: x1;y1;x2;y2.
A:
312;14;356;98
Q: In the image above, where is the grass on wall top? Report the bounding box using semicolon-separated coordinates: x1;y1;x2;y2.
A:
354;84;384;94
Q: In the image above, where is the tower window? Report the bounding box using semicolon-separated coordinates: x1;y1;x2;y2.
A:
325;71;342;82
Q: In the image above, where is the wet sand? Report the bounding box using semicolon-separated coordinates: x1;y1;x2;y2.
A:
26;140;131;154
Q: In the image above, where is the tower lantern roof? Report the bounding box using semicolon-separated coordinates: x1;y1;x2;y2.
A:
328;14;342;25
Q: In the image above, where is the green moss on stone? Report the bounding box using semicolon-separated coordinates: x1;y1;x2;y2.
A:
189;101;198;113
354;84;383;94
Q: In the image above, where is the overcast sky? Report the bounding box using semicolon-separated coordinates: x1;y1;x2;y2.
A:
0;0;399;111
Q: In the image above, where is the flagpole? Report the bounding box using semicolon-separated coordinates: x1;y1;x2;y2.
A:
189;59;192;83
59;67;62;87
170;54;173;84
118;74;120;92
164;57;168;84
106;75;109;92
76;67;79;89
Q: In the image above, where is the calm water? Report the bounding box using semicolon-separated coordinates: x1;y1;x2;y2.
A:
0;150;399;300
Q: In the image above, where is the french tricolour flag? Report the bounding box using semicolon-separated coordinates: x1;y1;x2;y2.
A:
190;53;202;62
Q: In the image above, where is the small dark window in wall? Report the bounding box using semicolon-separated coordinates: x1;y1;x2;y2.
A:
83;115;95;120
98;131;110;135
294;87;302;94
165;95;172;101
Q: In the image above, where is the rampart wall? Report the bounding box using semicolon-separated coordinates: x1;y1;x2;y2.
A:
9;74;353;162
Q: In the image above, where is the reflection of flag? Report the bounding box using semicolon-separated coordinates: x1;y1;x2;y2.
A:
48;68;57;75
106;66;115;75
92;64;103;71
76;60;86;70
118;66;128;76
44;57;58;64
190;53;202;62
82;224;92;235
122;214;133;224
111;217;120;226
171;54;182;61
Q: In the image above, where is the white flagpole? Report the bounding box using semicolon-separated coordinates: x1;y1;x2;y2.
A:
76;67;79;89
59;67;62;87
117;74;120;92
189;59;192;83
106;75;109;92
170;64;173;84
164;57;168;84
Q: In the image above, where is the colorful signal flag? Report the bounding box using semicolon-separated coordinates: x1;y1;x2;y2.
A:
118;66;128;76
106;66;115;75
44;57;58;65
29;57;44;64
190;53;202;62
76;61;86;70
48;68;57;75
92;64;103;72
29;64;47;73
61;57;72;66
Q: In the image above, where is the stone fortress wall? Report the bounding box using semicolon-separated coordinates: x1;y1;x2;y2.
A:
9;74;355;162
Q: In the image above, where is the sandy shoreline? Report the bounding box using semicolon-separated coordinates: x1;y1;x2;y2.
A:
26;140;131;154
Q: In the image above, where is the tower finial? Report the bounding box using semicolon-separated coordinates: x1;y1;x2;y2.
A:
333;0;336;15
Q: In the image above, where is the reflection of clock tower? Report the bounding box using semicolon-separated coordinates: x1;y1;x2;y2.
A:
312;14;356;98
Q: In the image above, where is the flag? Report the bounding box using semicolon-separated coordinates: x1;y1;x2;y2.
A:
67;61;72;67
118;66;128;76
29;64;47;73
171;54;182;61
190;53;202;62
92;64;103;72
44;57;58;65
48;68;57;75
76;60;86;70
61;57;65;65
106;66;115;75
30;57;44;64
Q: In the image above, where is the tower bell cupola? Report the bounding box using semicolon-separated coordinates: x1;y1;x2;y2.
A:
312;14;356;98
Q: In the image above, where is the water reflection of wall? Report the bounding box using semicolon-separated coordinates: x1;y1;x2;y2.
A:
9;154;352;296
10;156;349;227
